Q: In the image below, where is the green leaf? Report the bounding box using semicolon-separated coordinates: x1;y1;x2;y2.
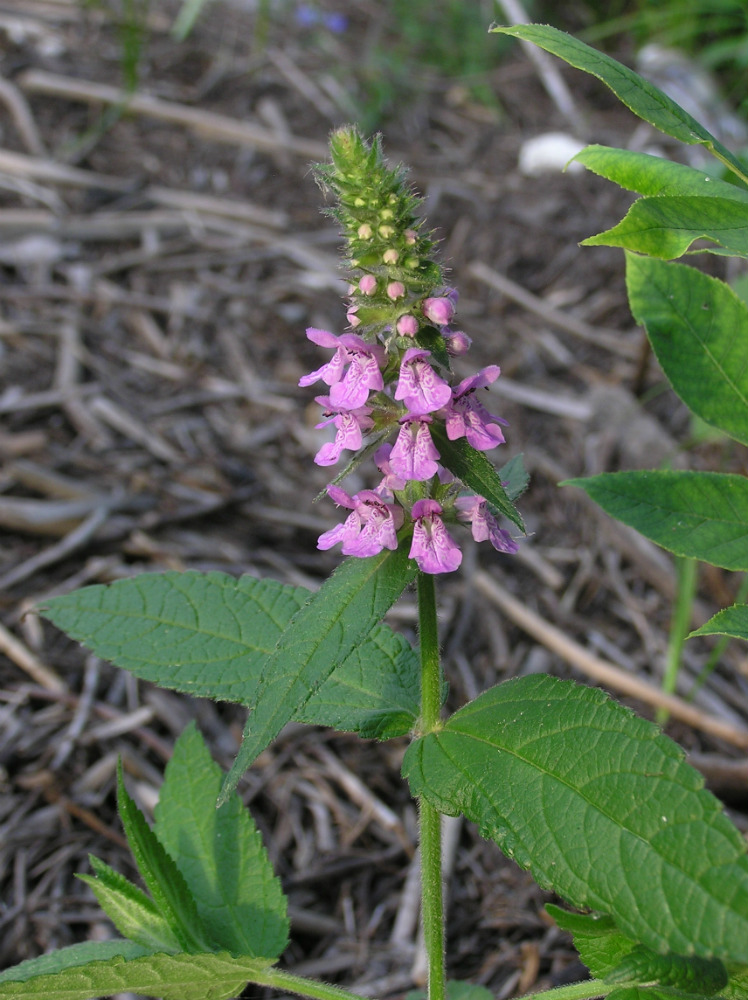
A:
582;196;748;259
0;950;269;1000
498;453;530;503
153;722;288;959
403;673;748;962
722;964;748;1000
431;427;525;532
0;941;150;986
489;23;747;178
575;146;748;202
117;764;212;953
626;255;748;446
606;948;727;994
689;604;748;641
607;987;718;1000
78;858;180;952
546;907;635;979
38;571;419;738
563;470;748;569
220;546;417;802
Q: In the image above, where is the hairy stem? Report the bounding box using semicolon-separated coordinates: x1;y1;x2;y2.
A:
258;967;371;1000
516;979;608;1000
417;571;446;1000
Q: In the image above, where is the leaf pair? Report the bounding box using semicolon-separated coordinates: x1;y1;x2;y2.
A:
491;23;748;644
0;724;287;1000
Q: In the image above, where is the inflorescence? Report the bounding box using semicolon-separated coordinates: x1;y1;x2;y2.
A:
301;128;518;574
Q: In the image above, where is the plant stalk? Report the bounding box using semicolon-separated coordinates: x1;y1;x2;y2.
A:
417;571;446;1000
657;555;697;724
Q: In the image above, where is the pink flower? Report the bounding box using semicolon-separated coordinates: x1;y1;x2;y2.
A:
409;499;462;574
359;274;377;295
394;348;452;415
347;304;360;327
455;495;519;554
298;327;348;389
389;416;440;481
422;296;455;326
329;336;385;409
387;281;405;300
443;329;472;356
444;366;507;451
313;396;374;466
374;443;408;493
318;486;403;557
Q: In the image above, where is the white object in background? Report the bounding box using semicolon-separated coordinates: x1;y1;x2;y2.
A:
518;132;587;176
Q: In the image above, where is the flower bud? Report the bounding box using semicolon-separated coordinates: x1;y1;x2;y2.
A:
387;281;405;300
397;314;418;337
383;249;399;265
347;304;360;327
379;225;395;239
423;296;455;326
359;274;377;295
404;229;417;245
443;329;472;356
357;223;373;239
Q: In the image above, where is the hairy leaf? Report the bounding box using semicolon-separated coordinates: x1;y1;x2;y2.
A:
431;427;524;531
0;950;268;1000
608;987;720;1000
575;146;748;202
546;907;634;978
563;471;748;569
117;765;212;953
583;196;748;259
0;942;149;986
403;674;748;961
39;571;419;738
220;546;417;801
154;723;288;959
606;947;727;994
489;23;747;178
689;605;748;641
626;255;748;446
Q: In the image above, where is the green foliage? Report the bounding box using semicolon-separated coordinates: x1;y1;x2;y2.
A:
39;570;420;738
404;673;748;962
0;724;287;999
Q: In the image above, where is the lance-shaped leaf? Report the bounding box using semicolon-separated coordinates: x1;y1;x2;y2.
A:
403;673;748;962
220;545;417;801
583;196;748;259
575;146;748;202
116;764;213;953
78;858;180;953
563;470;748;570
39;571;420;739
0;950;269;1000
153;723;288;959
431;427;524;532
489;23;747;178
626;255;748;447
689;605;748;642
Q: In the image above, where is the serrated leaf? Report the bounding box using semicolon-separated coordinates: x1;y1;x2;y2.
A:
563;471;748;569
0;950;269;1000
625;255;748;446
38;571;419;738
430;427;524;532
546;906;634;978
575;146;748;202
220;546;417;802
689;605;748;641
117;765;212;953
403;673;748;961
606;947;727;995
489;23;747;178
721;964;748;1000
153;723;288;959
582;196;748;259
608;986;718;1000
0;941;150;986
79;857;180;952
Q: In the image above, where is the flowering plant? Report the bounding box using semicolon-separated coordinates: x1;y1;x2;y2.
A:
3;36;748;1000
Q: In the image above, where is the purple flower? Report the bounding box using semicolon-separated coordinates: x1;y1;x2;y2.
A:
374;443;408;493
409;499;462;574
318;486;403;557
298;327;348;389
443;329;472;356
444;365;507;451
329;337;385;408
422;296;455;326
313;396;373;466
455;495;519;554
389;416;440;481
359;274;377;295
394;348;452;415
397;314;418;337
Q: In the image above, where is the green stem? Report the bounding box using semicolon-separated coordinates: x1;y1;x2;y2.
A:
258;967;370;1000
657;555;697;725
417;571;446;1000
516;979;608;1000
